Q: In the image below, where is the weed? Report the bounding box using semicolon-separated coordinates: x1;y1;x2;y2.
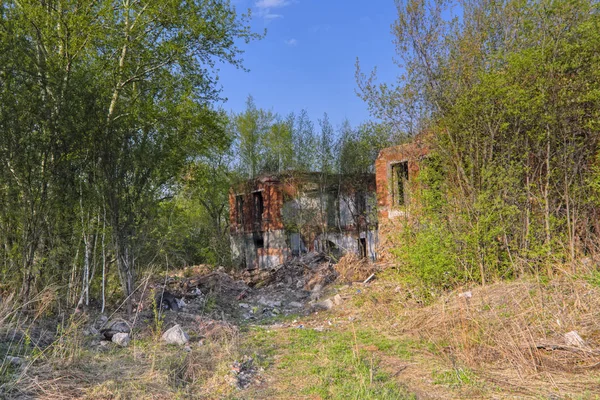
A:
432;367;478;388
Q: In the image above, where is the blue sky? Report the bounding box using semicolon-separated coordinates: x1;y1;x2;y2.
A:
217;0;399;128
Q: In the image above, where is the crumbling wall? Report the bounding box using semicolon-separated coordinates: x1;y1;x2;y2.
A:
375;138;429;222
229;173;379;270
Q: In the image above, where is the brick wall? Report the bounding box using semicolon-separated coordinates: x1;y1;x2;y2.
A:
375;137;429;221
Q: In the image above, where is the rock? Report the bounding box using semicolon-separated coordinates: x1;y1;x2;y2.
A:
564;331;587;348
5;356;23;367
176;298;186;309
162;324;189;345
288;301;303;308
313;299;334;311
112;332;130;347
310;284;323;301
332;294;343;305
100;320;131;340
239;303;250;309
99;340;112;348
83;326;100;336
258;297;281;307
458;291;473;299
94;315;109;329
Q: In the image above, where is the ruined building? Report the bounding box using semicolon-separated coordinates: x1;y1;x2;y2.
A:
229;137;429;270
229;173;377;270
375;136;429;222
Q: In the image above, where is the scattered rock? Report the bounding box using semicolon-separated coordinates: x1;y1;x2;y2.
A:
83;326;100;336
100;320;131;340
94;315;109;329
162;324;190;345
310;284;323;301
288;301;303;308
5;356;23;367
239;303;250;309
564;331;587;348
99;340;112;348
231;356;258;389
313;299;334;311
112;332;130;347
458;291;473;299
332;294;343;305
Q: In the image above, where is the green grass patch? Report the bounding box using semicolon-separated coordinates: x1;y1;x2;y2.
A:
243;326;416;399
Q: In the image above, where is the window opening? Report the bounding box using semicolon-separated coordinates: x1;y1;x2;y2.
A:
391;162;409;206
253;191;264;229
358;238;367;259
235;195;244;226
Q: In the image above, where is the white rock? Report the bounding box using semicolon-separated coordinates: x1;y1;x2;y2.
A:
112;332;130;347
458;291;473;299
162;324;190;346
288;301;303;308
564;331;587;348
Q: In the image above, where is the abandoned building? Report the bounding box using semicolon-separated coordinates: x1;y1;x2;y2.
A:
229;137;429;270
375;136;429;222
229;172;378;270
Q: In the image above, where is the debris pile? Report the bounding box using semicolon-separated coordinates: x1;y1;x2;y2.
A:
230;356;261;390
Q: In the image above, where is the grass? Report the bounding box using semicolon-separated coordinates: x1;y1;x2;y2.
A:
242;325;416;399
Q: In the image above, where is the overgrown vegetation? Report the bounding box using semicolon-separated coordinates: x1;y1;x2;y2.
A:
359;0;600;290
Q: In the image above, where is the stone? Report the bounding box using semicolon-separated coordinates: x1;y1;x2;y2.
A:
5;356;23;367
288;301;303;308
458;291;473;299
310;284;323;301
258;297;281;307
162;324;189;346
332;294;343;305
239;303;250;309
83;326;100;336
94;315;109;329
100;320;131;340
313;299;334;311
564;331;587;348
112;332;130;347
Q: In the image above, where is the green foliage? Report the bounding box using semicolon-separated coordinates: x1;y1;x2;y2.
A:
360;0;600;288
0;0;260;305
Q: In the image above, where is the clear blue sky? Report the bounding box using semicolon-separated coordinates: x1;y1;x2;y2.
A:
216;0;399;128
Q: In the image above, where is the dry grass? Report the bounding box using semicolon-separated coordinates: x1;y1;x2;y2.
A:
347;273;600;398
6;327;242;399
335;253;379;282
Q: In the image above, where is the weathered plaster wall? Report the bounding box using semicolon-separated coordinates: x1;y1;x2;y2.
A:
229;173;378;270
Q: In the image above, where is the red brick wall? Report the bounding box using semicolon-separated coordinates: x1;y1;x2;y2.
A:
229;176;285;234
375;138;429;221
